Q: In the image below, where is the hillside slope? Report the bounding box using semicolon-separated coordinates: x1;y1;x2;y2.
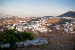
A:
58;11;75;18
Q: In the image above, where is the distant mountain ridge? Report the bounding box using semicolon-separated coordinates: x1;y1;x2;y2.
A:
44;16;53;18
0;13;12;18
58;11;75;18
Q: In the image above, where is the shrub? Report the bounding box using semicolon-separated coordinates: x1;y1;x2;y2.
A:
73;29;75;31
0;25;35;48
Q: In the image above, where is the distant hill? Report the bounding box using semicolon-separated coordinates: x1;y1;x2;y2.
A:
0;13;12;18
58;11;75;18
44;16;53;18
0;13;6;18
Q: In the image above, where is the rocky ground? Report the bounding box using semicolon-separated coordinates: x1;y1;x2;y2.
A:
16;30;75;50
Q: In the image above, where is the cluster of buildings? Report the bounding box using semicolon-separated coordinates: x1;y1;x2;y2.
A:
54;18;75;33
0;17;53;33
0;16;75;34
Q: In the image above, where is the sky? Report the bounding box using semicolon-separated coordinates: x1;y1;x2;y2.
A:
0;0;75;17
